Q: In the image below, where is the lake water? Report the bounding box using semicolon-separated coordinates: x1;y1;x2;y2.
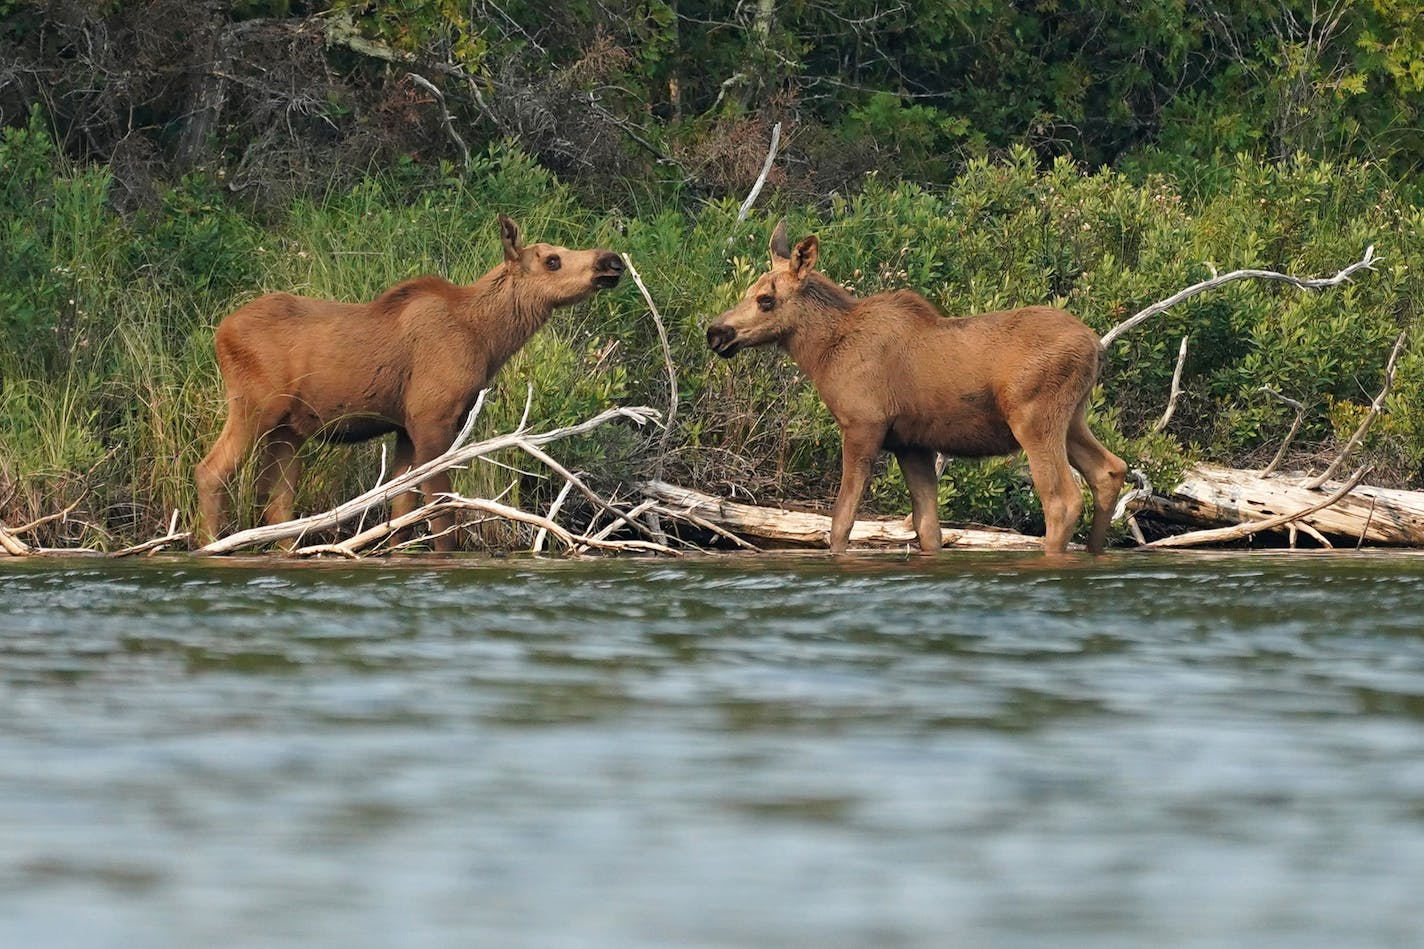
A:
2;551;1423;947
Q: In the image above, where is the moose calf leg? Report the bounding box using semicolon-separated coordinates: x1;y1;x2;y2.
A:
420;470;457;552
388;432;419;537
1067;418;1127;555
195;411;260;543
829;428;883;553
256;435;303;528
1025;444;1082;555
895;447;942;553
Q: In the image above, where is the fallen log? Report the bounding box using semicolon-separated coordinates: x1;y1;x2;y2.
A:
1139;466;1370;549
1137;463;1424;545
641;481;1051;551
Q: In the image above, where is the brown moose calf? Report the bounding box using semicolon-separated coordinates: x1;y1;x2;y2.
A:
196;215;624;551
706;222;1126;555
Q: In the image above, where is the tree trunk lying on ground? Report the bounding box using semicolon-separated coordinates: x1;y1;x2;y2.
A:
646;465;1424;553
1135;463;1424;547
641;481;1051;550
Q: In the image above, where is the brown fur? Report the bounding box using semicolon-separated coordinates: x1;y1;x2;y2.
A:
196;215;624;551
706;222;1127;555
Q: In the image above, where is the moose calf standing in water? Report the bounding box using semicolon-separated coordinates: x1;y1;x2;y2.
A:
706;222;1126;555
196;215;624;550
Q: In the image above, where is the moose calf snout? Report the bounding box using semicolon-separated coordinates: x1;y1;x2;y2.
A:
706;323;737;357
594;253;625;287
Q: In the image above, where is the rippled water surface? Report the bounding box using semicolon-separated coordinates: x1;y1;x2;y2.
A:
4;551;1424;947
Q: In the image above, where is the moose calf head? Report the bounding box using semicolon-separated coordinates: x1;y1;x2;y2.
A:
706;221;822;358
498;214;625;307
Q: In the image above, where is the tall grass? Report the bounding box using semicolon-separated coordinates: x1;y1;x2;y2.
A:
2;121;1422;548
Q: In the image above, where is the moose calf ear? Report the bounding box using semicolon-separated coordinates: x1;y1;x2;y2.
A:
769;218;791;264
790;235;819;280
499;214;522;263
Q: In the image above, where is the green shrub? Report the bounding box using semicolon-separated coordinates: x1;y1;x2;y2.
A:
2;129;1421;548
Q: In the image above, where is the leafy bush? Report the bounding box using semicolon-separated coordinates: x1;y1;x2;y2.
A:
2;128;1422;548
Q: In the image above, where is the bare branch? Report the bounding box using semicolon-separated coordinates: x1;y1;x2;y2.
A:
111;530;192;558
407;72;470;172
532;479;575;554
198;398;660;554
515;439;662;543
580;499;658;552
1152;335;1189;433
621;252;678;544
1302;329;1408;489
651;503;763;552
1100;246;1377;349
735;121;782;225
1112;468;1154;521
7;498;85;538
1257;387;1307;477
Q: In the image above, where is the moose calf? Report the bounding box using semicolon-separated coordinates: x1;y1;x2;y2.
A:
196;215;624;550
706;222;1126;555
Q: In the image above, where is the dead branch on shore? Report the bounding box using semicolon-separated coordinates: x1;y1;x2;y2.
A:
1135;459;1424;545
405;73;470;172
1100;246;1377;349
1139;465;1370;549
621;252;678;545
1152;336;1189;433
1105;248;1407;548
1256;387;1307;477
196;398;667;557
1302;328;1408;489
0;525;33;556
734;121;782;226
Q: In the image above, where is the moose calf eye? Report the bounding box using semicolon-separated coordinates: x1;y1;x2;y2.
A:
545;255;562;271
757;295;775;312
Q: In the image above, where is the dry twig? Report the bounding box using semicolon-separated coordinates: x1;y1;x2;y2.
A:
1302;329;1408;489
1257;387;1307;477
1152;336;1189;433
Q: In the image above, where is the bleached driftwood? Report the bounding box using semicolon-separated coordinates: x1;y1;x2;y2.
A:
1137;463;1424;545
642;481;1051;550
1152;336;1189;433
1100;246;1377;349
0;525;33;556
1303;328;1408;489
621;251;678;544
290;494;678;558
198;398;663;555
1139;465;1370;549
734;121;782;224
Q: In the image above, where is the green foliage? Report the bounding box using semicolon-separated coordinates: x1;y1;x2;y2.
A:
2;122;1423;548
